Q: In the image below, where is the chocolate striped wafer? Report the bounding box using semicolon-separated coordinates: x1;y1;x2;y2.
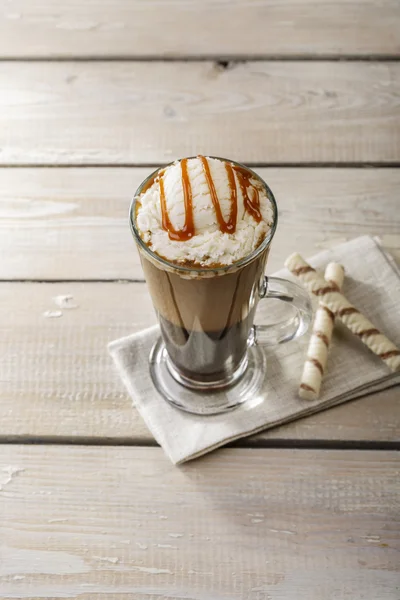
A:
285;253;400;372
299;263;345;400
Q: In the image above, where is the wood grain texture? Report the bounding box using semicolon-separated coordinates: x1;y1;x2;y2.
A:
1;62;399;165
1;0;400;58
1;167;399;280
0;446;399;599
0;281;399;444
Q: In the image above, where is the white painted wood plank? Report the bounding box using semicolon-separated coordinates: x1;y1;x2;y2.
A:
0;446;399;599
1;167;399;280
0;281;398;443
0;0;399;58
1;62;399;164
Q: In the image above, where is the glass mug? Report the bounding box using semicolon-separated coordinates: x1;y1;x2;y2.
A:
130;158;312;415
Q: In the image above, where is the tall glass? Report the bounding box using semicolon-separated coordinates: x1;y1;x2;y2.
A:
130;158;312;414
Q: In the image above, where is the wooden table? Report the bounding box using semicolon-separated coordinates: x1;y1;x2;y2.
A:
1;2;399;598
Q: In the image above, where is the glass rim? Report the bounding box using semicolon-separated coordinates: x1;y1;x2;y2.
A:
129;156;278;275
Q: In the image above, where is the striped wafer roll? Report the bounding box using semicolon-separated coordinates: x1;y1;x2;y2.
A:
299;263;345;400
285;253;400;372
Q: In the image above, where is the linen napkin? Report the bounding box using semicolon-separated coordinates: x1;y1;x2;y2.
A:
109;236;400;464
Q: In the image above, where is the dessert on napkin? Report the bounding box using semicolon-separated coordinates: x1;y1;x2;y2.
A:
132;156;279;410
110;236;400;464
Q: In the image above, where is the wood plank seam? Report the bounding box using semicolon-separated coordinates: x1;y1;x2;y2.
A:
1;437;400;451
2;56;400;62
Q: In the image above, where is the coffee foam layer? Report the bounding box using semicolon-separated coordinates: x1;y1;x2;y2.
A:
135;157;274;267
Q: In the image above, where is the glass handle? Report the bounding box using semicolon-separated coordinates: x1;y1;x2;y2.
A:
249;276;313;346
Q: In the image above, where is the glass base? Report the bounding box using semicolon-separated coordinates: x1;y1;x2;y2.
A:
149;337;267;415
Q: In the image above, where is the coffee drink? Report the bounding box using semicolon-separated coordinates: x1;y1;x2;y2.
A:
140;248;269;384
132;156;276;387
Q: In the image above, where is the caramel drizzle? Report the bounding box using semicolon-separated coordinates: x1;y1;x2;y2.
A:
160;158;195;241
200;156;237;234
233;164;262;223
159;156;262;240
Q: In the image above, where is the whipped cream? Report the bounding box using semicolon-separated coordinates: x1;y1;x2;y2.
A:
135;157;274;267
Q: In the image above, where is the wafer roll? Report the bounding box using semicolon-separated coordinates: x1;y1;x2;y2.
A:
299;263;345;400
285;253;400;372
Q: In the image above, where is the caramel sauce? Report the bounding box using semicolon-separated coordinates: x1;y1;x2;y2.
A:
160;158;195;241
224;161;238;231
199;155;237;234
233;165;262;223
155;157;263;240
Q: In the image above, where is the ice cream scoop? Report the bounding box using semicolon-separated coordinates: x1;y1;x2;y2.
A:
135;156;274;267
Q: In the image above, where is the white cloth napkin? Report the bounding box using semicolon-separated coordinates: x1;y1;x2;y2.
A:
109;236;400;464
